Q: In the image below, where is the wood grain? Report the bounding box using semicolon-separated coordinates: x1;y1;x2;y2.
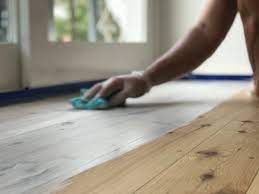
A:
0;81;249;194
54;90;259;194
247;171;259;194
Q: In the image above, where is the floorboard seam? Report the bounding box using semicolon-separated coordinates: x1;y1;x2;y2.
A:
133;107;248;193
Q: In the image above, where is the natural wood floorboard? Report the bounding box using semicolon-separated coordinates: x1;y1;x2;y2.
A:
247;171;259;194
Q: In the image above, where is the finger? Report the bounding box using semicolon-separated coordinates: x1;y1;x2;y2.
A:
83;84;102;100
108;90;129;107
97;78;123;99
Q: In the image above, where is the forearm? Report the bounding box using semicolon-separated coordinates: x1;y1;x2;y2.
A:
144;25;221;87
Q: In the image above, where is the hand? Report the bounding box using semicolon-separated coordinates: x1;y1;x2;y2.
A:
83;72;152;107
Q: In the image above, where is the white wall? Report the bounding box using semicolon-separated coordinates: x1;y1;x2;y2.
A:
159;0;252;75
0;45;20;92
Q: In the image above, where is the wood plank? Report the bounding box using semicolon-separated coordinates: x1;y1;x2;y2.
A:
0;81;250;194
53;90;258;194
0;120;171;194
247;171;259;194
137;117;259;193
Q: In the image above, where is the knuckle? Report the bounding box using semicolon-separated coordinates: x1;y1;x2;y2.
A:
99;85;112;96
96;83;103;87
92;83;102;89
111;77;122;84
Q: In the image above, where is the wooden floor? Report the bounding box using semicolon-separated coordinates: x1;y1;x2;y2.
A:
0;81;250;194
55;89;259;194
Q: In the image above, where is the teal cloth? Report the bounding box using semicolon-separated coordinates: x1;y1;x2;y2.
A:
70;89;110;110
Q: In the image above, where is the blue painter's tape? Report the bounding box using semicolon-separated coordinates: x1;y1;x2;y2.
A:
182;74;253;81
0;80;104;107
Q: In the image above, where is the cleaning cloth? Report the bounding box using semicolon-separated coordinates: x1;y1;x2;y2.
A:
70;89;110;110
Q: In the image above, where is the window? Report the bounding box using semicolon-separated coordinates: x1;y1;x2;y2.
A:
19;0;155;88
0;0;19;92
49;0;147;43
0;0;16;43
0;1;9;42
0;0;155;89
